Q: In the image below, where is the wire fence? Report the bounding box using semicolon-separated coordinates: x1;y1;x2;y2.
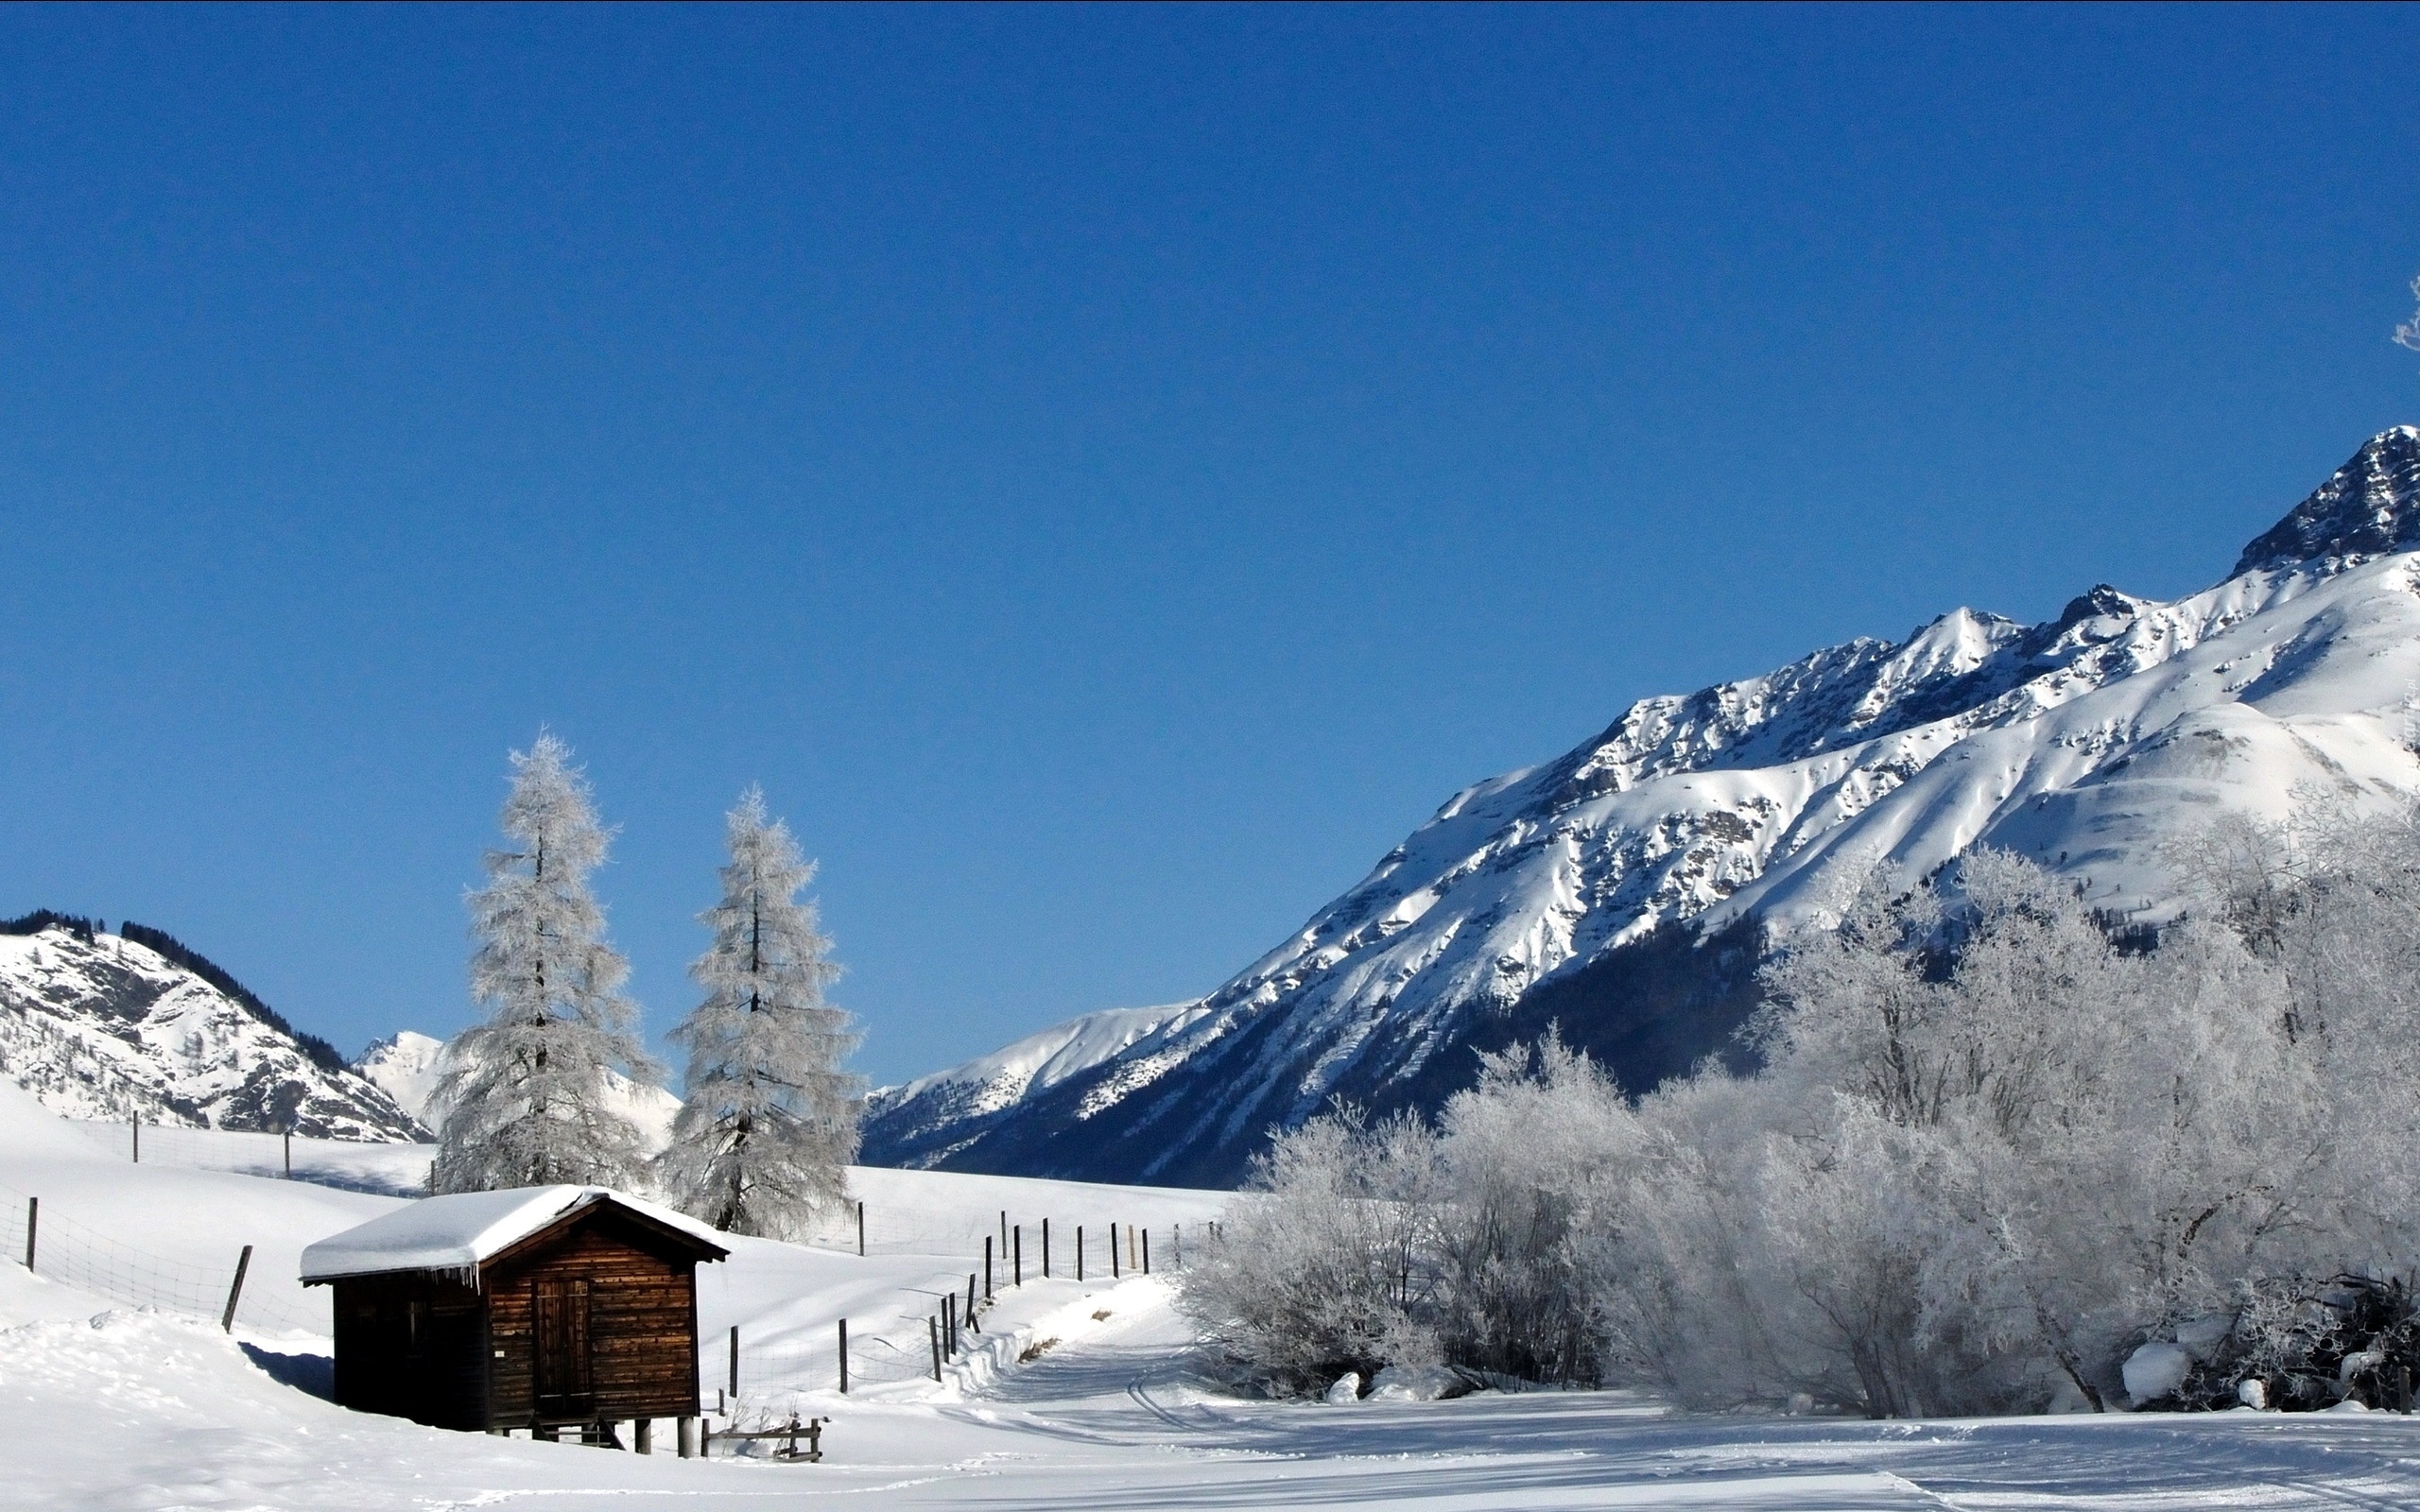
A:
0;1180;326;1334
715;1215;1213;1408
27;1112;1226;1389
726;1310;947;1400
66;1118;435;1197
793;1195;1217;1265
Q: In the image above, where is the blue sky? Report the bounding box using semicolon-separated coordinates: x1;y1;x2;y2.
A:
2;4;2415;1086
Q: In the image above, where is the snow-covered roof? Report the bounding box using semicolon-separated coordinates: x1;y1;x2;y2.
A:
299;1185;727;1283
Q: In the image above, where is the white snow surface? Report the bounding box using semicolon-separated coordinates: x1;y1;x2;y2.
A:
7;1078;2420;1507
298;1185;728;1282
2123;1342;2194;1406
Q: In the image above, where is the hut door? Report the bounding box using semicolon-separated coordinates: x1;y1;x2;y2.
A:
532;1278;595;1418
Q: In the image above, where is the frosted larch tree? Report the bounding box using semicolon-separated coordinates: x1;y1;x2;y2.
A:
658;786;863;1238
433;733;658;1193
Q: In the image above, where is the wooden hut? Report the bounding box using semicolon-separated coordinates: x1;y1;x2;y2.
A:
301;1186;728;1448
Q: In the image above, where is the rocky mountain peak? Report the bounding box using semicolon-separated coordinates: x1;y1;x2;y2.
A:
2233;426;2420;576
2054;584;2144;629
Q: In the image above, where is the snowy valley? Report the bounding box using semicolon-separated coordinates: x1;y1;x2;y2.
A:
7;1075;2420;1511
2;435;2420;1507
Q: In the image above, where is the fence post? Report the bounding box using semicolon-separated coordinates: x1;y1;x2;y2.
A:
221;1244;252;1332
1173;1223;1180;1268
23;1196;34;1272
929;1315;942;1382
838;1318;849;1394
967;1273;978;1331
984;1236;993;1299
728;1325;739;1399
1000;1209;1008;1252
1014;1225;1022;1286
1043;1218;1050;1280
284;1127;292;1177
131;1115;139;1164
1112;1221;1120;1279
1077;1225;1084;1282
1143;1229;1150;1275
857;1200;865;1257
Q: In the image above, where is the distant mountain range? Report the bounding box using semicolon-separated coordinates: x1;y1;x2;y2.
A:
0;918;685;1149
864;426;2420;1188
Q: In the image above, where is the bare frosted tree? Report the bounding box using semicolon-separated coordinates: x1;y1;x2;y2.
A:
434;733;658;1193
657;787;863;1238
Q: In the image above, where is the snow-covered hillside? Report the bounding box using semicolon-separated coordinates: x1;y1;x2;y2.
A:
873;427;2420;1186
356;1028;683;1148
0;922;424;1141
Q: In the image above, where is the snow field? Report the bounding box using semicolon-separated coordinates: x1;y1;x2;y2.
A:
10;1079;2420;1506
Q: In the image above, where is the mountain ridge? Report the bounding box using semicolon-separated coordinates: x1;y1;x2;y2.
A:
863;426;2420;1187
0;920;425;1141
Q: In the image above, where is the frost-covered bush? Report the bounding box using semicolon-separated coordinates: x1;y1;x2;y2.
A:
2135;1276;2420;1412
1428;1037;1638;1385
1192;801;2420;1417
1178;1108;1438;1395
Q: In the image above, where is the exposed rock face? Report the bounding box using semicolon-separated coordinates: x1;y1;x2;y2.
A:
869;428;2420;1189
2234;427;2420;576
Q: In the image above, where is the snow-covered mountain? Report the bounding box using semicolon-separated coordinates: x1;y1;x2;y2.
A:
864;427;2420;1188
357;1028;683;1151
862;1002;1210;1169
0;920;425;1141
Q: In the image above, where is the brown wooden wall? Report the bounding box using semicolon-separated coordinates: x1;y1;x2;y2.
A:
484;1215;701;1426
330;1272;491;1431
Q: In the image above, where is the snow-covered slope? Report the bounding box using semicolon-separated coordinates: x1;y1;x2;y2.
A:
864;1002;1209;1169
0;923;424;1141
874;427;2420;1188
356;1027;683;1149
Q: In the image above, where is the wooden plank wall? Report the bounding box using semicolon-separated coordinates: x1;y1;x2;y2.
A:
486;1220;700;1425
330;1273;490;1431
